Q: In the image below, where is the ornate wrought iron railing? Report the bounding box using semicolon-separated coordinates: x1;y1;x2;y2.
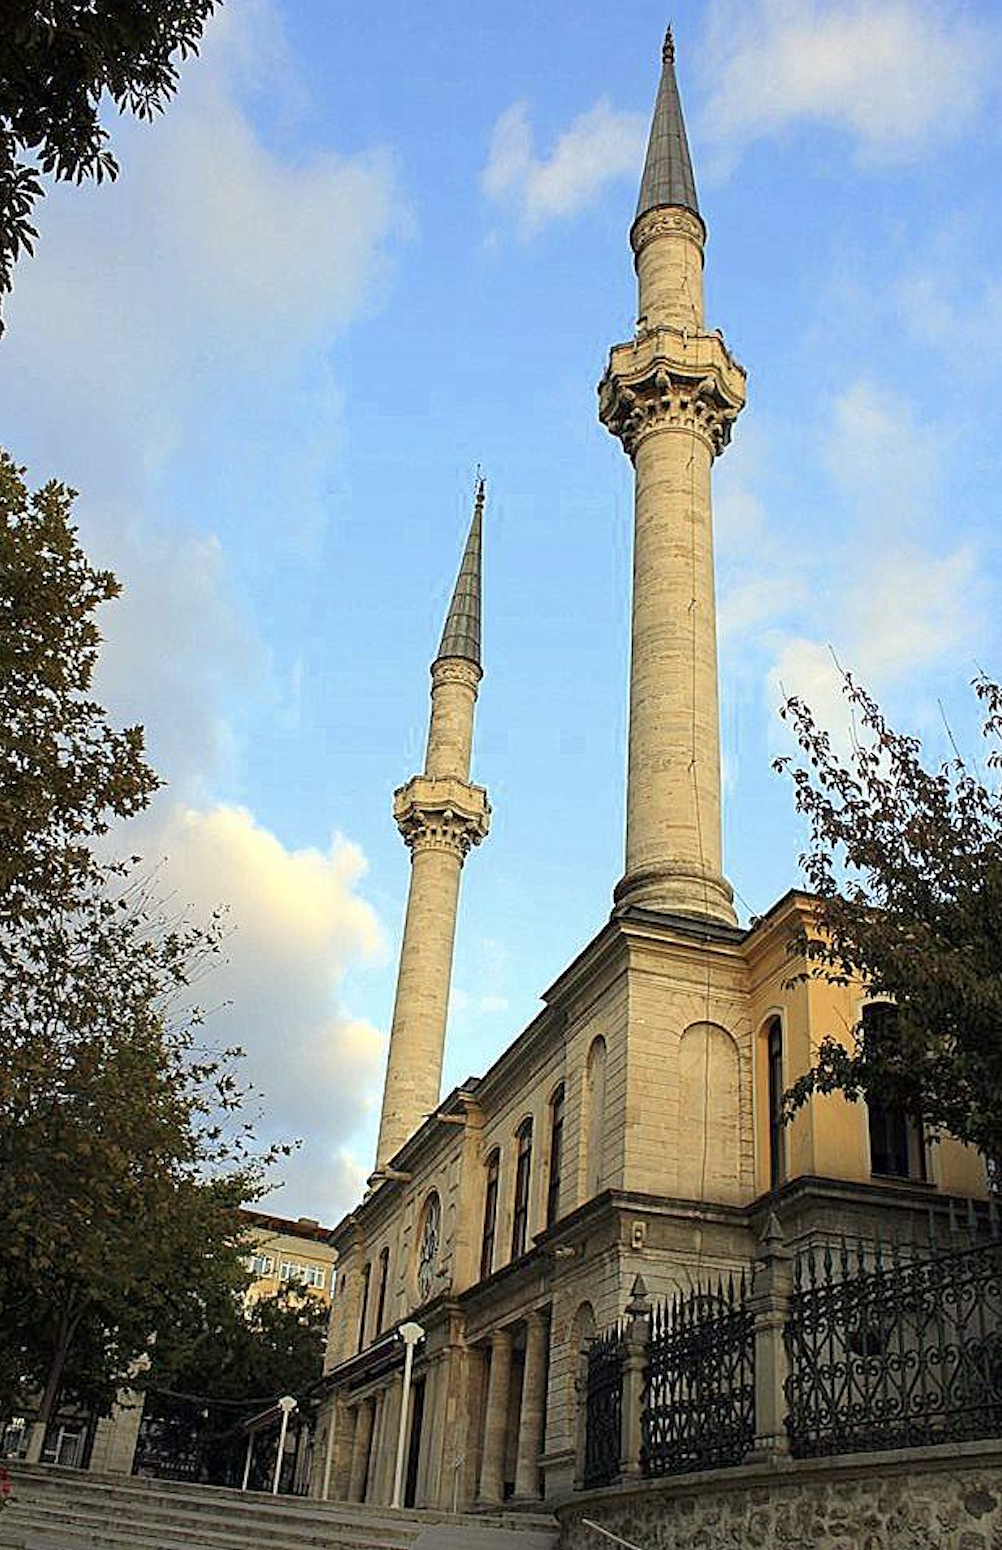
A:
642;1272;755;1477
583;1323;625;1488
786;1223;1002;1458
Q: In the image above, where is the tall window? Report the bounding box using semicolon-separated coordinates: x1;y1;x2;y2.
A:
480;1149;500;1280
546;1084;565;1228
586;1036;607;1196
416;1192;441;1303
766;1019;785;1190
511;1119;533;1259
374;1246;390;1335
357;1261;371;1352
862;1003;926;1181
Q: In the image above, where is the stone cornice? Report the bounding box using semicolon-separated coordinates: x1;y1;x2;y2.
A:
630;203;706;258
430;656;482;690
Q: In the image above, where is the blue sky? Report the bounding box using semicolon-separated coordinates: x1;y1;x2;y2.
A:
2;0;1001;1220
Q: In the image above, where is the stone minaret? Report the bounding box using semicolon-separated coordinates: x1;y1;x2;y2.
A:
599;29;746;925
373;483;490;1173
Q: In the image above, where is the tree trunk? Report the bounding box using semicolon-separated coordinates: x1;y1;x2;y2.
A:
25;1296;83;1464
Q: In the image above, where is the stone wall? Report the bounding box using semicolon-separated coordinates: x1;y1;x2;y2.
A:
556;1441;1002;1550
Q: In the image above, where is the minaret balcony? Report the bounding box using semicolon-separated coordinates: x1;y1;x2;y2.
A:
599;326;746;458
393;774;491;858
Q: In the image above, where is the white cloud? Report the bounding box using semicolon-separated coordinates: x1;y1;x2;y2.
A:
482;98;645;232
700;0;996;168
718;382;984;756
145;803;387;1223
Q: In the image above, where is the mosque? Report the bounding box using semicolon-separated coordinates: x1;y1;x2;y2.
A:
311;30;988;1513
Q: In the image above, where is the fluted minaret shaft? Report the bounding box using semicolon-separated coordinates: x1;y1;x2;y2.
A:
374;485;489;1172
599;32;745;924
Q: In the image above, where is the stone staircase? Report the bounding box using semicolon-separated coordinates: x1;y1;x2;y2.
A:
0;1466;559;1550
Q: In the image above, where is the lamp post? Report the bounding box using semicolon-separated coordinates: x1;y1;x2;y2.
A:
391;1322;425;1508
272;1396;297;1496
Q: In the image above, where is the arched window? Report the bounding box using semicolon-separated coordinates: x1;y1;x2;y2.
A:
357;1261;371;1352
416;1192;441;1303
546;1084;565;1228
766;1018;785;1190
862;1004;926;1180
374;1245;390;1335
480;1149;500;1280
511;1119;533;1259
585;1036;607;1196
678;1022;741;1202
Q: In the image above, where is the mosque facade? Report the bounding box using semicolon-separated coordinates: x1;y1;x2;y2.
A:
311;32;988;1513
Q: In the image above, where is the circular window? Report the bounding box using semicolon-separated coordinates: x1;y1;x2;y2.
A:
416;1193;441;1302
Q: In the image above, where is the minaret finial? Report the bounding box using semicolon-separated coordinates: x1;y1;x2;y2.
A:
663;24;675;65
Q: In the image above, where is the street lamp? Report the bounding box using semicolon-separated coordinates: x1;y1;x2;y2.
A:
391;1321;425;1508
272;1396;297;1496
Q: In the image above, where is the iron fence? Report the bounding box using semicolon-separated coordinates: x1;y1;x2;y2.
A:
786;1222;1002;1458
583;1323;624;1488
643;1273;755;1477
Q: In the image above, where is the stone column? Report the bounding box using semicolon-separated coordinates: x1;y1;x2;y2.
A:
347;1397;375;1503
599;208;745;926
619;1276;652;1479
372;487;490;1176
513;1311;549;1501
478;1329;513;1506
364;1391;385;1503
749;1212;794;1459
572;1341;591;1491
331;1395;354;1501
375;782;489;1171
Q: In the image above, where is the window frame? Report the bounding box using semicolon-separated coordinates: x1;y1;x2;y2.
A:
546;1084;565;1228
357;1261;371;1351
374;1245;390;1334
480;1148;500;1280
511;1118;533;1260
766;1018;785;1191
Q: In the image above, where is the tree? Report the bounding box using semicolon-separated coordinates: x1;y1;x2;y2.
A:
775;670;1002;1169
137;1283;329;1486
0;0;220;330
0;452;158;918
0;455;278;1449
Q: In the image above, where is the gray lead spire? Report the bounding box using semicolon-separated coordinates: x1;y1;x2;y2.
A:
436;478;483;666
635;26;699;222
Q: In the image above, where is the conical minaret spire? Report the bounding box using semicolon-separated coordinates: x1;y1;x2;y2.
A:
438;477;482;663
373;484;491;1174
635;27;699;222
599;30;746;923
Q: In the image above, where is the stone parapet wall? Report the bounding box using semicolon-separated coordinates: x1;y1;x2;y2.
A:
556;1440;1002;1550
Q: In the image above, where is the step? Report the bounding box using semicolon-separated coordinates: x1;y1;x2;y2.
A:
5;1469;558;1549
8;1487;412;1547
8;1471;555;1538
5;1498;412;1550
10;1480;419;1540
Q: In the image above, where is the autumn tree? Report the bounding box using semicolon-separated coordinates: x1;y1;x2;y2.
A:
0;0;220;329
0;454;274;1449
776;670;1002;1169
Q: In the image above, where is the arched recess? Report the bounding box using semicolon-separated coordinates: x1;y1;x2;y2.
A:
585;1036;607;1197
677;1021;741;1203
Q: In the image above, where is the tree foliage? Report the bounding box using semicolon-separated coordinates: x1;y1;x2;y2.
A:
776;670;1002;1167
0;454;277;1439
0;0;220;328
0;453;158;918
